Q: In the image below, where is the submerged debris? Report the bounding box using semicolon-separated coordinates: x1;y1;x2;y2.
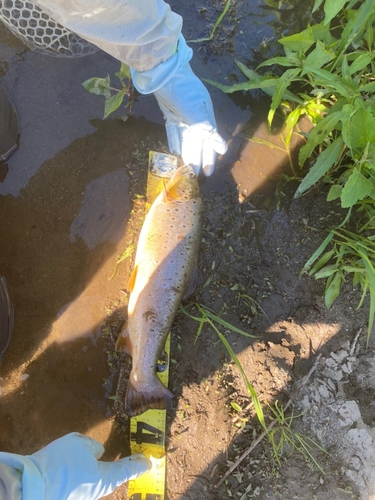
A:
0;85;19;163
0;275;14;360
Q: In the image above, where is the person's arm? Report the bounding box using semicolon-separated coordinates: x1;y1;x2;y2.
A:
33;0;182;72
0;432;151;500
32;0;227;175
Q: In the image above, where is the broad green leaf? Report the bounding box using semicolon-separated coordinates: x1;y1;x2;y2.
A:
302;67;358;98
115;62;131;80
324;272;342;308
343;266;365;273
82;75;111;98
324;0;349;25
368;175;375;199
295;136;344;198
280;22;334;50
310;21;336;45
279;25;315;52
315;264;339;279
341;55;351;81
339;0;375;54
284;106;304;146
365;18;374;50
360;81;375;93
236;61;259;80
104;91;126;118
268;68;301;126
204;77;302;104
349;51;375;75
299;110;342;165
327;184;343;201
341;103;358;148
312;0;324;13
341;169;373;208
257;55;301;69
304;40;336;69
310;249;335;275
203;79;253;94
348;107;375;152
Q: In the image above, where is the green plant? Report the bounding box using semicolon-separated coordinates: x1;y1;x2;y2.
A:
206;0;375;335
83;62;134;120
302;223;375;342
181;303;325;471
267;400;326;473
188;0;231;43
110;243;135;279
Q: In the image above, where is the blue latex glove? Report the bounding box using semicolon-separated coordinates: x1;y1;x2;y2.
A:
131;35;227;176
0;432;151;500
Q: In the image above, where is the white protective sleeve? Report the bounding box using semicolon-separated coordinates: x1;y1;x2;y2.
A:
0;463;22;500
32;0;182;72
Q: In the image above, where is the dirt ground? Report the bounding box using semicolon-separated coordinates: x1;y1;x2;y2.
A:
1;1;375;499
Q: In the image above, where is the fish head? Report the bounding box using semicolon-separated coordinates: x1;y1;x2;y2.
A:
164;165;200;201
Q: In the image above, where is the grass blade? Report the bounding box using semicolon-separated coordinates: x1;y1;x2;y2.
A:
301;231;334;275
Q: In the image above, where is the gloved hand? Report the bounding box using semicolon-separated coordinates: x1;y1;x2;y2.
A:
130;35;227;176
154;63;228;176
0;432;151;500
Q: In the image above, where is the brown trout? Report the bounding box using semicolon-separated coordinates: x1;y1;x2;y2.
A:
116;165;203;416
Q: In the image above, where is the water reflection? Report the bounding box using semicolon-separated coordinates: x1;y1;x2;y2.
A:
70;169;130;250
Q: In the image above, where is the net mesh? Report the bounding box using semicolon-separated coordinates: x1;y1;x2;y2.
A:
0;0;98;57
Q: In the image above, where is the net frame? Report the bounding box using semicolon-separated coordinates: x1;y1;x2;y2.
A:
0;0;98;57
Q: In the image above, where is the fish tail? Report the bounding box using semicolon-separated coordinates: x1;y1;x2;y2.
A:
124;376;174;417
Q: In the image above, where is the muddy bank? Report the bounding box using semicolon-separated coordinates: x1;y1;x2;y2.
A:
1;1;373;499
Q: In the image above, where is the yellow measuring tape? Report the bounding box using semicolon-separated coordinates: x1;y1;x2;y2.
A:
127;152;178;500
127;334;170;500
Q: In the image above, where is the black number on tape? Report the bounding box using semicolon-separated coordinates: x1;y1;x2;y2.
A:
131;421;164;445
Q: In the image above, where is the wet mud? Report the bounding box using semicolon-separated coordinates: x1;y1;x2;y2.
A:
1;1;373;500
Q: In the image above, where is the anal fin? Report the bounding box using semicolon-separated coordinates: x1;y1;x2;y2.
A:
115;323;132;355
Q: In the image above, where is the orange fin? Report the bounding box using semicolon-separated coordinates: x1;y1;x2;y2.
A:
124;375;174;417
115;324;132;355
127;265;138;293
161;179;180;202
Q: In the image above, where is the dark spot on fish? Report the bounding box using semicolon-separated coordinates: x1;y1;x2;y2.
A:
143;309;157;321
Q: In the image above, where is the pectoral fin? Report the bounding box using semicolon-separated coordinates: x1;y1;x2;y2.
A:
115;324;132;355
127;265;138;293
161;180;180;202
